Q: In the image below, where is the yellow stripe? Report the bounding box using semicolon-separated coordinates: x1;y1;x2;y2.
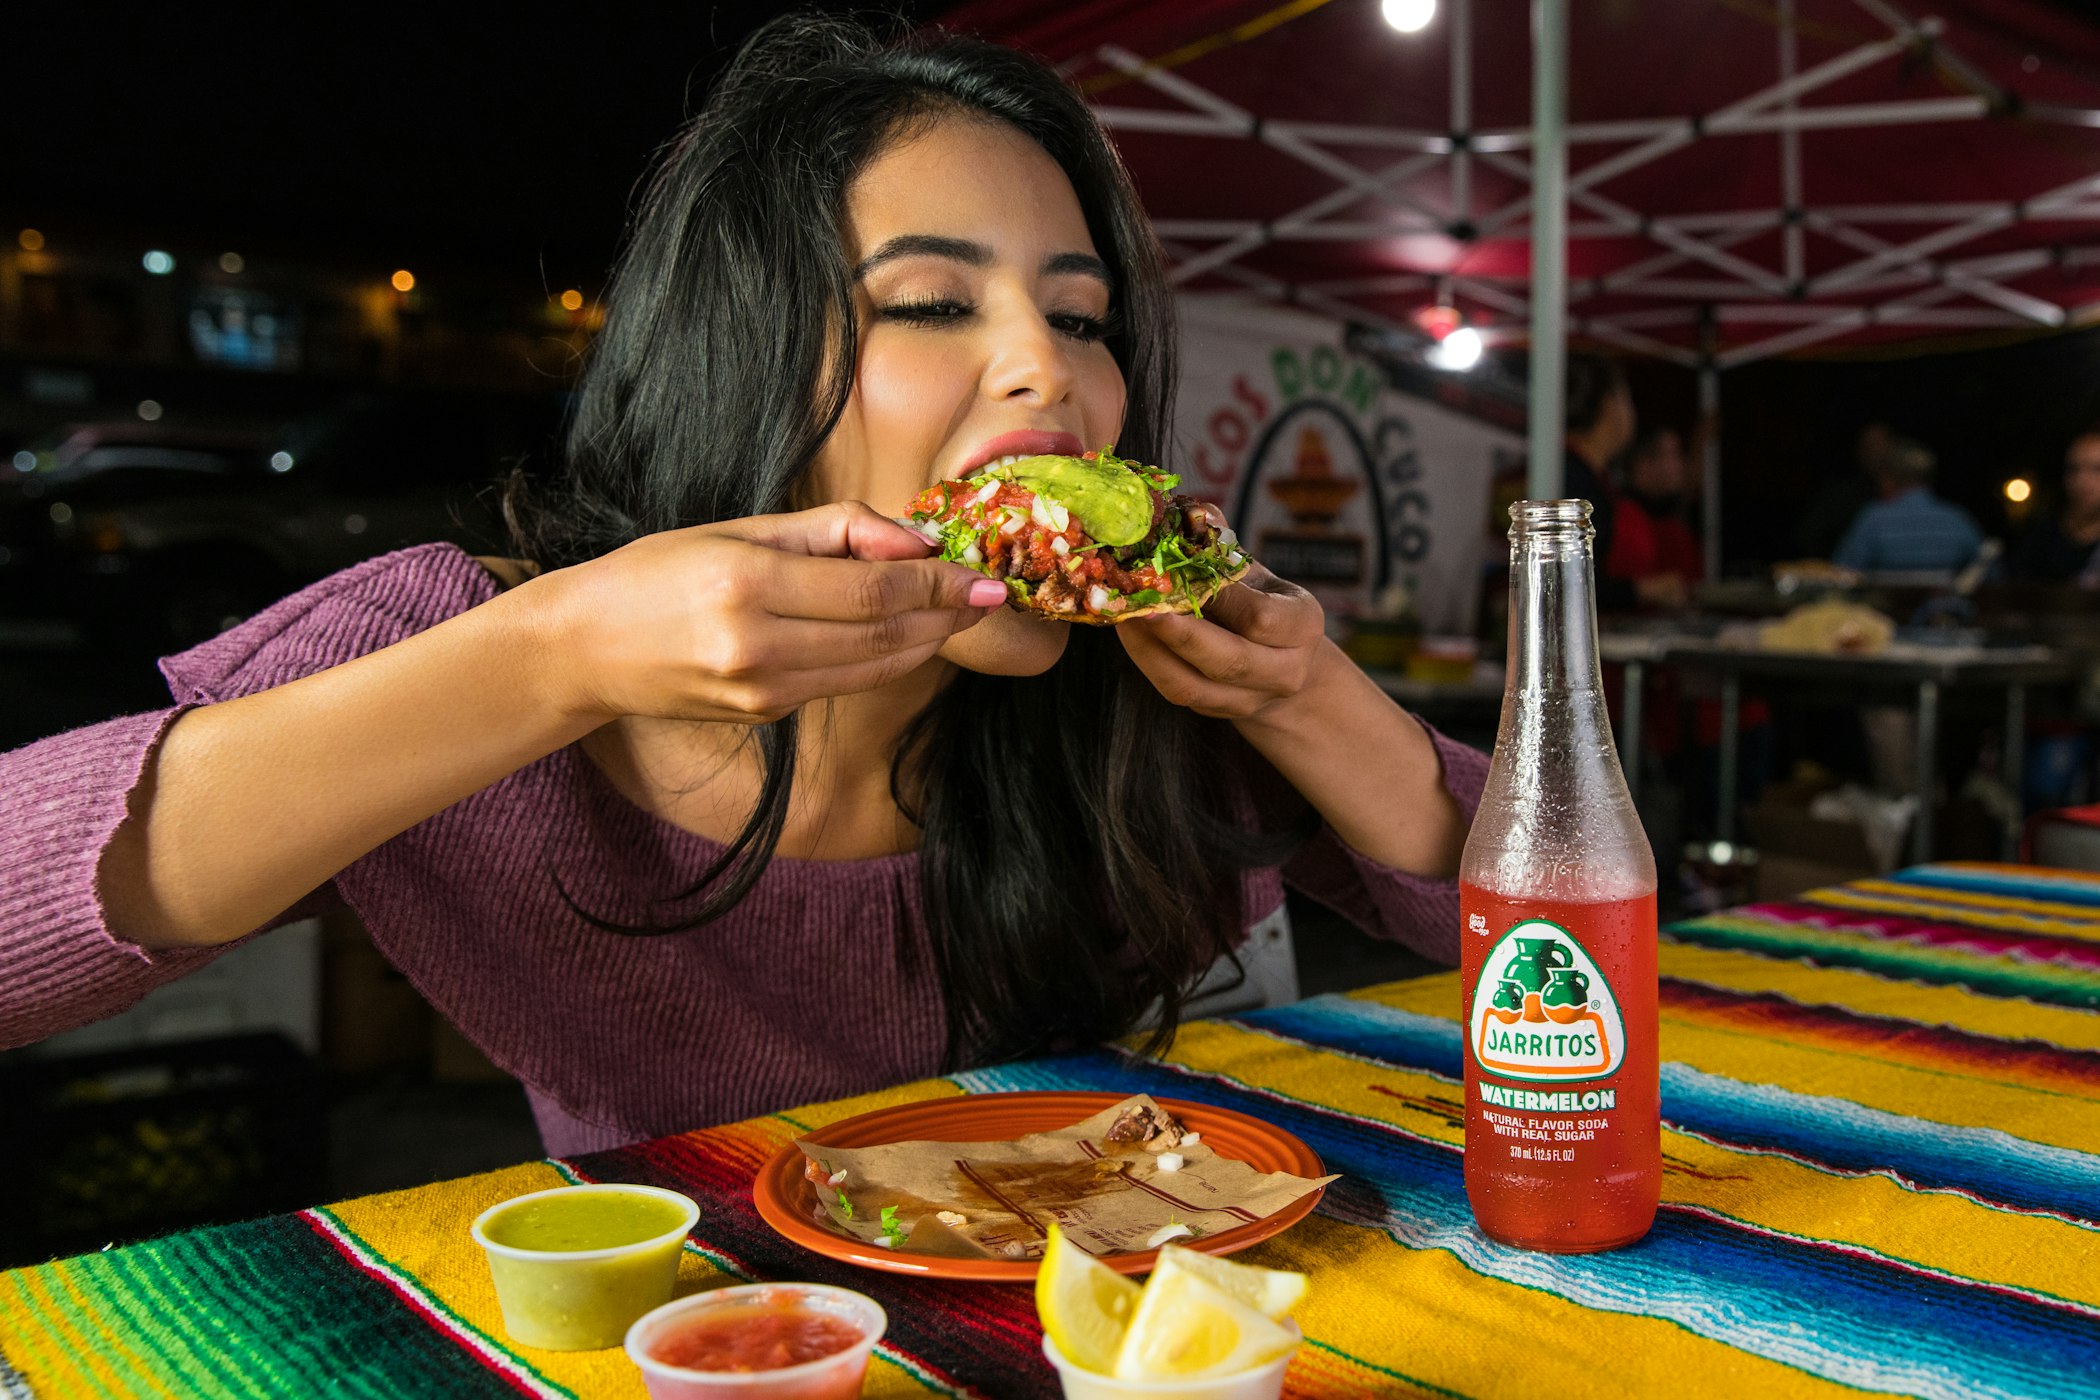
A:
7;1261;138;1399
1245;1212;1905;1400
1659;942;2100;1053
1163;1020;2100;1310
1838;877;2100;936
1800;885;2100;945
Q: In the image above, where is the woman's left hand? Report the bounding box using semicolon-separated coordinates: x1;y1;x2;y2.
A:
1117;562;1327;724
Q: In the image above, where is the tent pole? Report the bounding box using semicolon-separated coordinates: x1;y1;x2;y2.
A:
1528;0;1568;500
1699;308;1722;583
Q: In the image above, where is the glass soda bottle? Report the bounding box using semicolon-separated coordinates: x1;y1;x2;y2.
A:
1459;499;1660;1252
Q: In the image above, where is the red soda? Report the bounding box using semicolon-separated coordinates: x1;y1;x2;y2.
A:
1459;499;1660;1252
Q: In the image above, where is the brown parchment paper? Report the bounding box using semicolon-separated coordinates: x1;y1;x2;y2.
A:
793;1094;1338;1260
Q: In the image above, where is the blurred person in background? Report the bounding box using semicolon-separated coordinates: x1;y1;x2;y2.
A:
1561;354;1669;613
1793;420;1892;560
2008;428;2100;584
1606;425;1699;608
1832;436;1983;574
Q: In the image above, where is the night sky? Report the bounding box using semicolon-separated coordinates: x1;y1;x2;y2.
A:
7;4;946;290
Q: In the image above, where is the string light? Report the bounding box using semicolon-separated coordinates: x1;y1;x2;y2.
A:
142;250;175;275
2005;477;2033;503
391;269;416;293
559;289;584;311
1428;325;1484;371
18;229;45;252
1382;0;1436;34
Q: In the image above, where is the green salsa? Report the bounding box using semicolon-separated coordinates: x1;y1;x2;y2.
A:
1005;454;1153;547
483;1190;690;1252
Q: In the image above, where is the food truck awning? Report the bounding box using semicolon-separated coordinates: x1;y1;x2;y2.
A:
938;0;2100;369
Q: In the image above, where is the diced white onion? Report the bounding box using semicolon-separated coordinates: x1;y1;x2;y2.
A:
962;543;984;567
873;1235;898;1249
1001;514;1024;536
972;480;999;506
827;1169;848;1187
1145;1223;1194;1248
1047;501;1071;532
937;1211;967;1228
1156;1152;1185;1173
1050;536;1070;557
1181;1132;1201;1147
1086;585;1109;613
1030;495;1055;529
1218;528;1238;550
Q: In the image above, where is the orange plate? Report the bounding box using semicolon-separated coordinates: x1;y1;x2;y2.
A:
750;1091;1326;1282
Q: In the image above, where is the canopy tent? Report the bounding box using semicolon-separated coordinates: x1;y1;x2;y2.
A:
937;0;2100;564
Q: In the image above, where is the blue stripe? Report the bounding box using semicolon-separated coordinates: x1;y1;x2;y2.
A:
1241;995;2100;1229
955;1050;2100;1399
1881;866;2100;913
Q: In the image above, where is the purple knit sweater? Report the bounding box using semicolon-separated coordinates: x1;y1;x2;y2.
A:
0;545;1487;1155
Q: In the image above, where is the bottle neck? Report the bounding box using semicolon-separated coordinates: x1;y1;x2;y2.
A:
1507;528;1603;693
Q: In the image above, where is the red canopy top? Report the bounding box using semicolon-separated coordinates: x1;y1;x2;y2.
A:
938;0;2100;364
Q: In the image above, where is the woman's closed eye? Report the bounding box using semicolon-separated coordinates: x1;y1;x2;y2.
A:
876;298;1115;343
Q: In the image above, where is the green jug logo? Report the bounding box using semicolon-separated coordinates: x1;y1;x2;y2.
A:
1469;920;1624;1083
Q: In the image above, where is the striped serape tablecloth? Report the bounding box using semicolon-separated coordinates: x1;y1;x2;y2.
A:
3;861;2098;1399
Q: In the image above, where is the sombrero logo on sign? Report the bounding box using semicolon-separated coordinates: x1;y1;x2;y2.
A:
1213;343;1432;610
1469;920;1625;1085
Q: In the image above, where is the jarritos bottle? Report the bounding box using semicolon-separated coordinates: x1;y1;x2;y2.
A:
1459;499;1659;1252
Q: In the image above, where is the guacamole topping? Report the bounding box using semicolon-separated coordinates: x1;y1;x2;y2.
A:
992;453;1154;547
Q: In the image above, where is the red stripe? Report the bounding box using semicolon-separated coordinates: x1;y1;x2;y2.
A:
1660;978;2100;1092
1746;899;2100;970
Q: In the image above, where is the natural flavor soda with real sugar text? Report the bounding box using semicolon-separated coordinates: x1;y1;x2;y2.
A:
1459;499;1661;1253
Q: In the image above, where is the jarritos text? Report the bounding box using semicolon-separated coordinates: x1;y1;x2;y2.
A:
1467;920;1626;1084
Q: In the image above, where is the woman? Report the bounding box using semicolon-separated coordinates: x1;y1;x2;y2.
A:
0;19;1482;1155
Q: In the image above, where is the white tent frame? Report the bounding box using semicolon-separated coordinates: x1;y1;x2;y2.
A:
1086;0;2100;571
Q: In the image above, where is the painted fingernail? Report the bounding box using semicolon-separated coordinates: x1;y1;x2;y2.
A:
968;579;1007;607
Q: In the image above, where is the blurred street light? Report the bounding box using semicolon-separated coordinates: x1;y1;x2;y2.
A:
1427;326;1485;371
18;229;45;252
2006;477;2033;503
219;251;246;274
391;269;416;293
137;399;164;422
142;250;175;275
559;289;584;312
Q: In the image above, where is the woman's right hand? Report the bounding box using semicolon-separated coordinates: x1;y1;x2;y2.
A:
532;501;1005;725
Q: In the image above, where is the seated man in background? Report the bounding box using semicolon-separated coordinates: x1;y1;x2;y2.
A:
2008;428;2100;584
1832;437;1983;574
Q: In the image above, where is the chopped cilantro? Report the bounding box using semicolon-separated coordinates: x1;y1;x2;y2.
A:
835;1187;854;1219
880;1205;904;1239
1129;588;1163;606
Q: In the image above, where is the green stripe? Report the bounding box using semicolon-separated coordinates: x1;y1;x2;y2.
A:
1667;919;2100;1010
1301;1335;1473;1398
156;1225;349;1399
307;1207;573;1399
95;1248;260;1400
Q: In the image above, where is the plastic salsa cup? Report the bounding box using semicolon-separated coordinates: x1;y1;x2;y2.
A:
470;1183;701;1350
1040;1326;1301;1400
625;1283;887;1400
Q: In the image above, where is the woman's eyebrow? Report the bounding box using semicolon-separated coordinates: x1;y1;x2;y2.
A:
1043;251;1112;285
854;234;990;278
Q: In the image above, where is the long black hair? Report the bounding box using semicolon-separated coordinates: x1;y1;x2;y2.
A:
508;14;1309;1069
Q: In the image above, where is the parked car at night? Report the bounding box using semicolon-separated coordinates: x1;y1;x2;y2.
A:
1;393;564;651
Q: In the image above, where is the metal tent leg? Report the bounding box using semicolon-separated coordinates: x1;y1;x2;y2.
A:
1912;679;1939;865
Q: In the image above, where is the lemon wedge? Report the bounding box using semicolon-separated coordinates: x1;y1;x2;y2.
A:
1113;1261;1299;1381
1153;1244;1308;1321
1037;1223;1140;1374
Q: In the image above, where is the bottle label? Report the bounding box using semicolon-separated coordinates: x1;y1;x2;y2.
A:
1467;919;1625;1084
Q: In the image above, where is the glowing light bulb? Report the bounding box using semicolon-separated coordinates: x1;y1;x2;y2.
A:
1428;325;1484;371
137;399;164;422
220;251;245;274
559;289;584;312
1382;0;1436;34
391;269;416;293
18;229;45;252
142;250;174;275
2005;477;2033;503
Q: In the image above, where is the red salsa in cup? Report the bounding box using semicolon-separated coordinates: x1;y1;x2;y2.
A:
648;1292;866;1373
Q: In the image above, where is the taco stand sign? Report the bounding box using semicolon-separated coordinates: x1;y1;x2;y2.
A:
1172;297;1514;635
